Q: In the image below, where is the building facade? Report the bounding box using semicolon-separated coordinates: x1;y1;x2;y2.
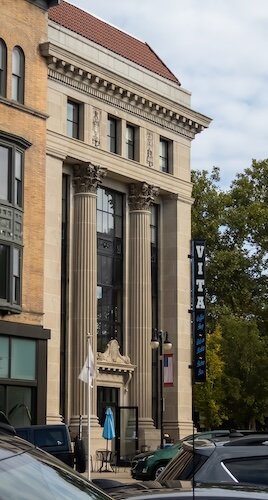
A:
1;0;211;460
41;0;211;459
0;0;58;427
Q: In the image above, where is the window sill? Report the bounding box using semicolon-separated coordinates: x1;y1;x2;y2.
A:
0;303;22;315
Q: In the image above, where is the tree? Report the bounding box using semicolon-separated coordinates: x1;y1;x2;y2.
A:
221;316;268;429
193;326;227;429
191;160;268;428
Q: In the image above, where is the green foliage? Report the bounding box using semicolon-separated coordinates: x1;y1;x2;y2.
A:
192;160;268;428
193;327;227;428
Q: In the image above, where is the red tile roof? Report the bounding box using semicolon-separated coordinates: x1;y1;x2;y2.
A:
48;0;180;85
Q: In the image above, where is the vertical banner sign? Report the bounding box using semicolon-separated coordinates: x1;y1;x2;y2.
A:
191;240;206;383
164;353;173;387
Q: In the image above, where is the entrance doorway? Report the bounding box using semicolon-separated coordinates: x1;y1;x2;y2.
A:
97;387;138;465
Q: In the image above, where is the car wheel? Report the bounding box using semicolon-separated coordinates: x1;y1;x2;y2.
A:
154;464;166;480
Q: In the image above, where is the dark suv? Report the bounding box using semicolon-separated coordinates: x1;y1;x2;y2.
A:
158;434;268;486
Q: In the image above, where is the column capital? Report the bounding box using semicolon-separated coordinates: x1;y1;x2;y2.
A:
129;182;159;211
73;162;107;194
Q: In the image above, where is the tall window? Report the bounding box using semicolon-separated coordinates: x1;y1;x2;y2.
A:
0;39;7;97
97;187;123;352
67;100;83;139
12;47;24;103
151;204;159;427
159;138;169;173
0;133;28;313
107;116;119;154
126;124;135;160
0;144;23;208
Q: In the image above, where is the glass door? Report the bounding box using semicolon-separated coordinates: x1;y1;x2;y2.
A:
116;406;138;466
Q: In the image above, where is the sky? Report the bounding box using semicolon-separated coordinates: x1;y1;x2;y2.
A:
68;0;268;189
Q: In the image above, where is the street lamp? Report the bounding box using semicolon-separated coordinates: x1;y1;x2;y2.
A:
151;329;172;448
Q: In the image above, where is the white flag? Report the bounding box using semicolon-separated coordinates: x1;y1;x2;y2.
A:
79;343;96;386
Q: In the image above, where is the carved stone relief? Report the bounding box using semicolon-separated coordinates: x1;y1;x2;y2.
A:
92;108;101;148
146;131;153;167
97;339;131;365
128;182;159;211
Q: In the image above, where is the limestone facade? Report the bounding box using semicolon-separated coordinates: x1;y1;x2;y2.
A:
42;4;211;457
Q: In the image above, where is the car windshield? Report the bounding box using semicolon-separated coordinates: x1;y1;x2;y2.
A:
0;445;111;500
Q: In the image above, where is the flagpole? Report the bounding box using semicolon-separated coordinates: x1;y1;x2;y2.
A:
87;334;92;481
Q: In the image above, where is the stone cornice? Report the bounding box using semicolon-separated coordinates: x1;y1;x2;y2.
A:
40;42;211;139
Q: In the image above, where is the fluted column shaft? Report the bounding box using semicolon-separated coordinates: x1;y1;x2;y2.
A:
128;183;159;426
72;192;97;416
71;163;106;419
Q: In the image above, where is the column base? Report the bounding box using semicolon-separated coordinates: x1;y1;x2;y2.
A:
46;413;63;424
138;418;161;452
164;420;195;441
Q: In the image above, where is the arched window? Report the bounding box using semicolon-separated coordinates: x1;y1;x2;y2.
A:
0;39;7;97
12;46;24;103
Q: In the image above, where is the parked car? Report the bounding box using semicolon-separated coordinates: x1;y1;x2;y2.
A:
131;429;240;480
0;433;113;500
93;434;268;499
119;483;268;500
158;434;268;485
0;413;86;473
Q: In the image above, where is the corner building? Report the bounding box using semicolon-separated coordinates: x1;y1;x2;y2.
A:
43;1;211;459
0;0;58;426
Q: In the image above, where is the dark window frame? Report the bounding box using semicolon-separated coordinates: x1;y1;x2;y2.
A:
159;137;170;173
97;186;124;352
0;38;7;97
151;204;159;427
126;123;138;161
67;99;83;140
12;46;25;104
107;115;120;154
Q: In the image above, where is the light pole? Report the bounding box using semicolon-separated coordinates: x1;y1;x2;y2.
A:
151;329;172;449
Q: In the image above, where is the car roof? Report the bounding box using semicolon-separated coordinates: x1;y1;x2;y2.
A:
127;483;268;499
0;434;36;461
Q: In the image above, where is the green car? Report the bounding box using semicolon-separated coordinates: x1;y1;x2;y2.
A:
130;430;233;480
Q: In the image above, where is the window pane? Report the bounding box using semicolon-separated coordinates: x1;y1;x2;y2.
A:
67;101;79;139
12;48;24;103
0;244;9;300
11;338;36;380
12;75;19;101
12;48;21;76
12;247;20;304
0;146;9;201
7;386;32;426
15;151;22;206
0;337;9;378
108;117;117;153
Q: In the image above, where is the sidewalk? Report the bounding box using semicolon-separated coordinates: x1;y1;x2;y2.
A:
91;466;137;484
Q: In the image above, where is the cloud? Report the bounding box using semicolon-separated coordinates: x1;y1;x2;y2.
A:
69;0;268;187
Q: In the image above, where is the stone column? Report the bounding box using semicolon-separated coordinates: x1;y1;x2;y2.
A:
128;182;159;440
71;162;106;426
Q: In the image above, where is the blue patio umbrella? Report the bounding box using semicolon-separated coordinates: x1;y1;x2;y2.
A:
102;407;115;452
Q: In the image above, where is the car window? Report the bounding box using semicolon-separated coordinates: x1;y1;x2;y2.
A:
35;428;65;447
158;449;208;483
224;457;268;485
0;447;111;500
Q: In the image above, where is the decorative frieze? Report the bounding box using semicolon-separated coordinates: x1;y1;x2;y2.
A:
129;182;159;211
72;162;107;194
40;45;210;139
